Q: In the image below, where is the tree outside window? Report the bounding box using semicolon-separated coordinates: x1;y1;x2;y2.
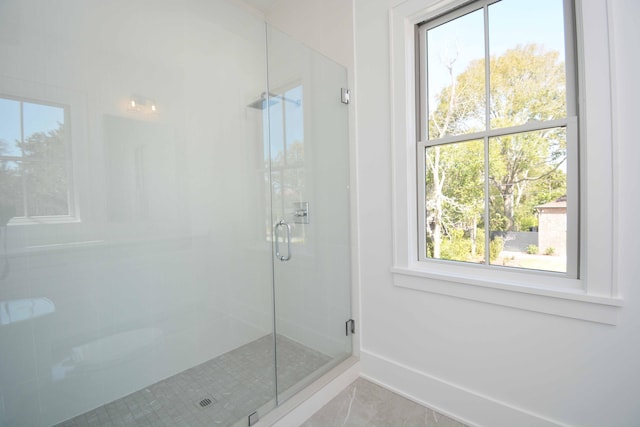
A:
0;97;71;221
419;0;575;273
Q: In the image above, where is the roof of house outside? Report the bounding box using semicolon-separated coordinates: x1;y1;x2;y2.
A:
536;195;567;210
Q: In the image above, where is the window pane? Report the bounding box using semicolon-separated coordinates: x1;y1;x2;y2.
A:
425;140;484;263
24;161;70;216
0;160;25;218
0;98;22;157
22;102;66;160
271;169;283;217
269;97;285;164
285;88;304;166
488;0;567;128
488;127;567;272
427;8;485;139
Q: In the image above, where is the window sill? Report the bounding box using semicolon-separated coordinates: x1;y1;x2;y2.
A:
391;266;622;325
8;216;81;226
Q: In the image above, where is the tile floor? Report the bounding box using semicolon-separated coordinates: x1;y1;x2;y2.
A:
301;378;469;427
53;337;467;427
53;334;330;427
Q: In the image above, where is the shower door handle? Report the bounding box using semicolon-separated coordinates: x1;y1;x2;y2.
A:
275;220;291;261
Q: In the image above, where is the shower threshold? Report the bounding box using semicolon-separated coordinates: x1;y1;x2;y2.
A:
53;334;330;427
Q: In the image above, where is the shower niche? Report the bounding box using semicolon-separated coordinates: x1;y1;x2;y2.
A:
0;1;351;426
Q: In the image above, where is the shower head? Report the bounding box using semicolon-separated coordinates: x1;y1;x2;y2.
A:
247;92;275;110
247;92;301;110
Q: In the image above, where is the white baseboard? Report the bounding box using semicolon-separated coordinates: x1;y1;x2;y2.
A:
255;356;360;427
361;349;566;427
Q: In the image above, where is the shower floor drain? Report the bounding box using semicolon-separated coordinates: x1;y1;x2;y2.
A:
195;395;216;409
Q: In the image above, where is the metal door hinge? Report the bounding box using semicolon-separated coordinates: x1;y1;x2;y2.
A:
249;411;259;426
345;319;355;336
341;88;350;104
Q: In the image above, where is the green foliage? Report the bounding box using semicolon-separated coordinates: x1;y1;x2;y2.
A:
439;228;472;262
0;159;23;217
489;45;566;125
544;247;555;256
526;244;539;255
488;208;509;232
426;238;434;258
489;237;504;262
425;140;484;258
475;229;485;259
471;229;501;262
0;124;68;217
427;43;568;246
515;213;538;231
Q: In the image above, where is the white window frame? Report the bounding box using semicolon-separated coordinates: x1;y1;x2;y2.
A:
0;76;87;237
0;95;75;222
416;0;579;278
390;0;622;324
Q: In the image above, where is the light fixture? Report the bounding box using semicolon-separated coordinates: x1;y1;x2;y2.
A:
128;95;157;113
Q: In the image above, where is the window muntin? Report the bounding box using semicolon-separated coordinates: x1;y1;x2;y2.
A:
418;0;577;276
0;96;72;219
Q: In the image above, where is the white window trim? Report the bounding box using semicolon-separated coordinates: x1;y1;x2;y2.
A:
0;77;86;227
0;95;76;222
389;0;622;325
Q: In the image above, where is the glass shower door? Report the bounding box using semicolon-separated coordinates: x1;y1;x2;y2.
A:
266;26;352;403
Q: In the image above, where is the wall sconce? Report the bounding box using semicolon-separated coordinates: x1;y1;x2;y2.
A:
129;95;157;113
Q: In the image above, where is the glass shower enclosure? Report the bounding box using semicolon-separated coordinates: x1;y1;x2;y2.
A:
265;26;352;406
0;1;352;426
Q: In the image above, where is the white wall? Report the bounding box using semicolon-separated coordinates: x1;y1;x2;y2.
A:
354;0;640;426
265;0;354;71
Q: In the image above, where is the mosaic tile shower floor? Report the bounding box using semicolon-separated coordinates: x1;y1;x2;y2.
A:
53;335;330;427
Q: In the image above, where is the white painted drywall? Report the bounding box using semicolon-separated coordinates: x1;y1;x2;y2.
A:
265;0;354;70
354;0;640;426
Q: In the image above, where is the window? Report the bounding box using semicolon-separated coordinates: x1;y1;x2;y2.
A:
389;0;621;324
417;0;578;277
266;85;305;226
0;96;72;222
259;85;307;243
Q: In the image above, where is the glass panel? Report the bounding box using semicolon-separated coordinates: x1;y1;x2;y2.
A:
0;160;24;219
426;8;485;139
425;140;484;263
284;86;304;152
488;0;567;128
24;161;69;216
0;2;277;427
22;102;65;155
269;96;285;161
267;25;352;404
0;97;22;157
489;128;567;272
